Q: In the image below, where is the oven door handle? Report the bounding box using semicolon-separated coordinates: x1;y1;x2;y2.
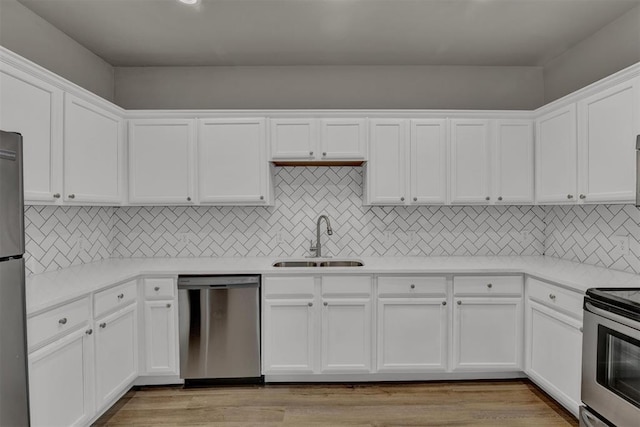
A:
580;408;606;427
585;302;640;331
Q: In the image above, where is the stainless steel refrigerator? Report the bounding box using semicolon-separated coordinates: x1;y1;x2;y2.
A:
0;130;30;426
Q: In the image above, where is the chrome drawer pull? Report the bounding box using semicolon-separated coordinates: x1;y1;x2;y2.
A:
117;293;124;300
99;322;107;328
549;294;556;300
58;317;68;325
154;286;160;291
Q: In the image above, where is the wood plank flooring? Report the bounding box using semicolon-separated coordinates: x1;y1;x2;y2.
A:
94;380;578;427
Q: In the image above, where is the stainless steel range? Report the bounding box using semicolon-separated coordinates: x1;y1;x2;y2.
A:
581;288;640;427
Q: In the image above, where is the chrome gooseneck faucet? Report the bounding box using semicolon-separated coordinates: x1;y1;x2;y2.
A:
310;215;333;257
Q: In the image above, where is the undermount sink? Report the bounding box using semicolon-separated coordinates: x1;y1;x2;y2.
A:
272;261;318;267
272;259;364;267
318;260;364;267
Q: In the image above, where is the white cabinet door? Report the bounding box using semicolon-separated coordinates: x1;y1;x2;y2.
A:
198;118;271;204
0;64;63;203
526;300;582;417
535;104;578;203
28;327;94;427
453;297;523;371
377;298;447;372
410;119;447;204
320;118;367;160
366;119;407;205
578;78;640;203
143;300;177;375
270;118;317;160
128;119;195;204
64;93;123;204
94;304;137;410
493;120;534;204
449;119;491;204
321;298;372;373
263;299;316;374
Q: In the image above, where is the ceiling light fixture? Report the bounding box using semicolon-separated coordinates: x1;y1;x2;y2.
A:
178;0;200;5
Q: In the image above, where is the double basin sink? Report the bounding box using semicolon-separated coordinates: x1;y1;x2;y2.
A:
273;259;364;268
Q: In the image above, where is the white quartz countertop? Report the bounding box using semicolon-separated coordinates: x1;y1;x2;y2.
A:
26;256;640;315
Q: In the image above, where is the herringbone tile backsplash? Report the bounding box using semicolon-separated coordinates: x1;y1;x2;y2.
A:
23;167;640;276
544;205;640;275
111;168;545;259
24;206;113;275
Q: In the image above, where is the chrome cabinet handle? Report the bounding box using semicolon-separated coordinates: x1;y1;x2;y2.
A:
187;197;192;201
457;301;462;305
567;194;574;199
68;194;75;199
498;196;503;201
487;283;493;289
323;302;328;306
549;294;556;300
166;303;172;308
442;301;447;306
117;293;124;299
309;151;314;156
86;329;93;335
485;196;490;201
579;194;586;199
99;322;106;328
410;284;415;289
58;317;68;325
400;197;405;202
308;302;313;307
322;152;327;156
413;197;417;202
259;195;264;200
53;193;61;199
154;286;160;291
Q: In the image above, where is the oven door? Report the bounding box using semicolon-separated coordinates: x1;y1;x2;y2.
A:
583;302;640;427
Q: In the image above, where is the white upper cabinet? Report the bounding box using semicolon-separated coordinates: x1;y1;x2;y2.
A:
492;120;534;204
270;118;317;160
320;118;367;160
449;119;491;204
410;119;448;204
128;119;196;204
366;119;408;205
577;77;640;203
535;104;578;203
0;63;63;203
270;118;366;161
64;93;124;204
198;118;272;205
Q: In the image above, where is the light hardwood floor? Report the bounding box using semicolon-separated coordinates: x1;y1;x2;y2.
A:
94;380;578;426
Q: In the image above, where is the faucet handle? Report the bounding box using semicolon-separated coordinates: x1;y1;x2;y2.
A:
309;239;317;253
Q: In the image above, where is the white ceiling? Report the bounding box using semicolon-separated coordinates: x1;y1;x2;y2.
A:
15;0;640;67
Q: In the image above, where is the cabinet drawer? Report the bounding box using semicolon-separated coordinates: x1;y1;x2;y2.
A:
378;276;447;297
528;278;583;319
454;276;523;296
28;296;90;349
264;276;315;298
94;280;137;317
322;276;372;297
144;278;175;299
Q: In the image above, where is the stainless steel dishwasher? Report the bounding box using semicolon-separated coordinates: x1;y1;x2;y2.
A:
178;275;261;384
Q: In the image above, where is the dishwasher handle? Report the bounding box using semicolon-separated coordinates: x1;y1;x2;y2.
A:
177;275;260;289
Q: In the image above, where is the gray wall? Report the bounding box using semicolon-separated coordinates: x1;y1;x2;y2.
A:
0;0;114;101
544;5;640;103
114;65;544;110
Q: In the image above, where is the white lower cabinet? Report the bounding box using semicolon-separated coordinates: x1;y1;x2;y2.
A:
262;275;373;375
452;276;523;371
453;298;523;370
377;298;447;372
94;303;138;411
526;299;583;417
321;297;372;373
263;298;316;373
28;327;94;427
143;301;177;375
